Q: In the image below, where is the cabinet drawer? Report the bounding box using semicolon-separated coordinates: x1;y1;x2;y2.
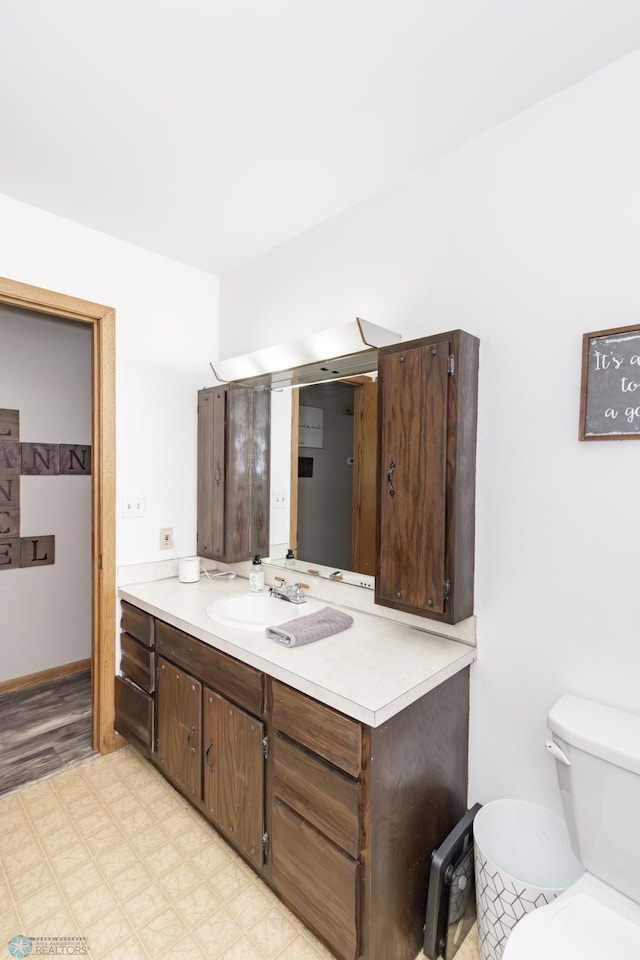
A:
271;680;361;777
273;735;360;858
120;601;154;648
271;798;359;960
115;676;154;755
156;620;263;716
120;633;155;693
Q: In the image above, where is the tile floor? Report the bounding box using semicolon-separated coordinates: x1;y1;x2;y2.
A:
0;746;481;960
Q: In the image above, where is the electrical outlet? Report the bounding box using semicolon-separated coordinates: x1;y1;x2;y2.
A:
272;492;288;509
160;527;173;550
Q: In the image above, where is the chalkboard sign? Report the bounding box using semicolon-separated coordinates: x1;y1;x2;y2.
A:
580;325;640;440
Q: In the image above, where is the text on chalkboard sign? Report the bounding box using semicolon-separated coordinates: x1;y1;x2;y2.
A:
579;325;640;440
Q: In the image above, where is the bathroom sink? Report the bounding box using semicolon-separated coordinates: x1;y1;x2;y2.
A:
206;593;316;632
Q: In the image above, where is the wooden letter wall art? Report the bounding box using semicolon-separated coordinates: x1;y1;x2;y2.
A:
0;408;91;571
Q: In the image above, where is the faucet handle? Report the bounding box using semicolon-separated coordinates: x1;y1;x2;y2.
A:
274;576;287;586
291;582;309;602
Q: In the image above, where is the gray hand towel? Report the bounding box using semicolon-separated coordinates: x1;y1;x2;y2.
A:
266;606;353;647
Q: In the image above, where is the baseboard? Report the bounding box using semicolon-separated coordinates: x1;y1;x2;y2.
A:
0;658;91;696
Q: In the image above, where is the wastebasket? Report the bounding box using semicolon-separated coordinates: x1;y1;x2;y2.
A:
473;799;583;960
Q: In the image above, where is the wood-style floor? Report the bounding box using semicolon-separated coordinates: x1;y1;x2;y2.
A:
0;669;96;797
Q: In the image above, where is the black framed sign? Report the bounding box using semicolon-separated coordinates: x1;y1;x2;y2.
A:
579;324;640;440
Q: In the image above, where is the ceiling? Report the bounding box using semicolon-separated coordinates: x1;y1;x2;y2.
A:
2;1;640;276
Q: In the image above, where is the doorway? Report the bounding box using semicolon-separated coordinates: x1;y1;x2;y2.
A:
289;376;377;575
0;276;116;754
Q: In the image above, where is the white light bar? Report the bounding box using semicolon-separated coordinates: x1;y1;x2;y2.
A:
211;318;400;388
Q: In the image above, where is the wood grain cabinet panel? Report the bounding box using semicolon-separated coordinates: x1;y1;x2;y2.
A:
156;619;263;715
271;679;361;777
376;329;479;624
197;384;270;563
120;600;154;647
203;688;264;870
119;633;155;694
272;734;360;858
156;658;202;803
271;798;360;960
114;676;154;755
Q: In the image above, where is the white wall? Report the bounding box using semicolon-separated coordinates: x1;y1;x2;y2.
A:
221;51;640;813
0;307;92;680
0;194;219;574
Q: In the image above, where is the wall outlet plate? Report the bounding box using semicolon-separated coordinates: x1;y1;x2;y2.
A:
159;527;173;550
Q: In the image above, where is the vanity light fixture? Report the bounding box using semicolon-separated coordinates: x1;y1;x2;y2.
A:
210;318;400;389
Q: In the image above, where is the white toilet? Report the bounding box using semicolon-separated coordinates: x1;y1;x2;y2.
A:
503;693;640;959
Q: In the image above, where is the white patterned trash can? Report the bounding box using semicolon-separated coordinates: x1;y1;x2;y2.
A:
473;799;583;960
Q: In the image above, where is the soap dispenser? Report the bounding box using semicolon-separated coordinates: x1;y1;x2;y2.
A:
249;555;264;592
284;548;296;568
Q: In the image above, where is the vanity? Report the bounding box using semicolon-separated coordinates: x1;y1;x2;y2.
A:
115;575;475;960
115;324;480;959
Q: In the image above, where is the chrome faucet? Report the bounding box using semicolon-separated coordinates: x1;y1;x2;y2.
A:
269;577;308;604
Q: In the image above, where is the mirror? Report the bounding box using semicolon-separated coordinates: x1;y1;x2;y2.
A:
269;367;378;586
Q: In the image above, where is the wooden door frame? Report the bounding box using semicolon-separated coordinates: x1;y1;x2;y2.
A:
0;276;116;754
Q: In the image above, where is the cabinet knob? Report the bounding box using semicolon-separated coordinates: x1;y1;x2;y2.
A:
427;599;433;606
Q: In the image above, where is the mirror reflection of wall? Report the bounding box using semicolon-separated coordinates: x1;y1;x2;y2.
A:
296;382;355;570
269;375;377;577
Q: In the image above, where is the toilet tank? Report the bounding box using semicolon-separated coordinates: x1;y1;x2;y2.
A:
548;694;640;904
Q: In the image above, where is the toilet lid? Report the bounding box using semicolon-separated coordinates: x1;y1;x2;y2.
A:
504;893;640;959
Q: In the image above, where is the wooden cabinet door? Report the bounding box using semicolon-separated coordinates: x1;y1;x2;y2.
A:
157;658;202;802
197;385;270;563
377;338;449;613
376;330;479;623
203;688;264;870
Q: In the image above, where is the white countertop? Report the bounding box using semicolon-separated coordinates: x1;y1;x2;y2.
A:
118;576;476;727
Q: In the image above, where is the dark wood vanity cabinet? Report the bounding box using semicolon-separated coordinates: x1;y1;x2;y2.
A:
376;329;479;624
114;601;155;755
117;602;469;960
268;680;362;960
197;383;270;563
266;671;469;960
